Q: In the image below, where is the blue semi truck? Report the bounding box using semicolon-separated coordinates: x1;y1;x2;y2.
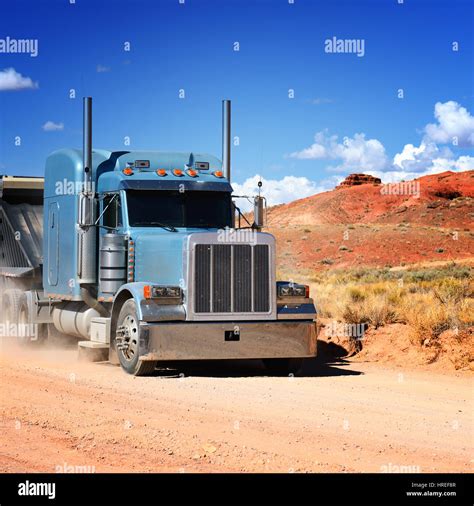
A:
0;98;317;375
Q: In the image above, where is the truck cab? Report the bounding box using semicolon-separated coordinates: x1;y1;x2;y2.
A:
2;99;317;376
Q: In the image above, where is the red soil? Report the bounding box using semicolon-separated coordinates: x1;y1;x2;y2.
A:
265;171;474;272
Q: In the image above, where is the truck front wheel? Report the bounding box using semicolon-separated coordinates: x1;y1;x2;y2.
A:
115;299;157;376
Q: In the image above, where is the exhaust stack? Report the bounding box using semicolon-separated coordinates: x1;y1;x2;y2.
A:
222;99;231;181
78;97;96;284
78;97;109;317
83;97;92;187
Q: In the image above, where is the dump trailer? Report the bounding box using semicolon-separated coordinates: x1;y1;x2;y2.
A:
0;98;317;375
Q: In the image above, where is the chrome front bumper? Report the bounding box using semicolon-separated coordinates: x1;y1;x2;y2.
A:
138;320;317;361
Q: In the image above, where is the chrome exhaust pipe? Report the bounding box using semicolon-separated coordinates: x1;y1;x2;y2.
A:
78;97;109;317
78;97;96;284
83;97;92;183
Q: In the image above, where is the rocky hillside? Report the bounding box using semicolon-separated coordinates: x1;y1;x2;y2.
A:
264;170;474;273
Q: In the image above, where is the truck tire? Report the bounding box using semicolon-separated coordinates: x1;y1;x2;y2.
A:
263;358;303;376
2;289;23;326
17;294;47;346
115;299;157;376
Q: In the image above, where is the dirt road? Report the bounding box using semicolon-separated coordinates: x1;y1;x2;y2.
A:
0;346;472;473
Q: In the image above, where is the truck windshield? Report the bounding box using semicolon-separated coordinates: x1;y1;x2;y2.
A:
126;190;232;229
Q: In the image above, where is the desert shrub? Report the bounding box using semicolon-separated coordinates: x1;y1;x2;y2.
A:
311;283;347;319
321;258;334;265
341;292;397;328
370;284;388;296
307;264;473;343
349;287;366;302
402;264;471;283
342;303;368;325
402;297;452;344
365;296;398;328
433;278;473;305
457;298;474;326
386;287;406;306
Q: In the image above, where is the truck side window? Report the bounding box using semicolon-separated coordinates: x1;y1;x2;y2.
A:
103;194;122;229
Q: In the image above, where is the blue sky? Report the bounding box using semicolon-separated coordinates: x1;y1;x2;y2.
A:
0;0;473;204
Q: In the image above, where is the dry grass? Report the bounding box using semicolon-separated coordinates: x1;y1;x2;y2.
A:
297;263;474;344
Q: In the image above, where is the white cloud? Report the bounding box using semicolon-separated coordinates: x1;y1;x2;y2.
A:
232;174;340;211
424;101;474;147
393;142;429;168
393;141;454;173
42;121;64;132
289;130;389;172
428;155;474;173
288;100;474;192
243;100;474;208
368;155;474;184
0;67;38;91
390;101;474;180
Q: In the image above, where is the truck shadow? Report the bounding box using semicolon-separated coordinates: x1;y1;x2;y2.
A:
153;342;363;379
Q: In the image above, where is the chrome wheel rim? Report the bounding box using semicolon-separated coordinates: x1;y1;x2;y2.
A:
117;314;139;362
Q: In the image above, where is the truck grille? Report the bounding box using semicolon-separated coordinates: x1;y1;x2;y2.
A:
194;244;270;314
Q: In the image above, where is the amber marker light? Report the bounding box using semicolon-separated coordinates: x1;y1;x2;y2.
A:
123;168;134;176
186;169;198;177
143;285;152;299
156;169;167;176
173;169;184;177
213;170;224;178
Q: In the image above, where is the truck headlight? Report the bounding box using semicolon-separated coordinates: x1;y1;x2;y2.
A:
277;282;309;298
144;285;182;300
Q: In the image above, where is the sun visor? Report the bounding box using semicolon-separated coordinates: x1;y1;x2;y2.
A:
118;180;233;192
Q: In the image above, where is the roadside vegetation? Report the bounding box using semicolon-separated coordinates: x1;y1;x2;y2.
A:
282;263;474;355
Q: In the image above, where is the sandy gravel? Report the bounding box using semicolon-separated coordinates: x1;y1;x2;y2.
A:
0;346;472;473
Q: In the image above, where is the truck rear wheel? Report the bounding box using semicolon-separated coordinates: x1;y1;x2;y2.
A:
18;294;46;346
2;290;46;346
263;358;303;376
115;299;157;376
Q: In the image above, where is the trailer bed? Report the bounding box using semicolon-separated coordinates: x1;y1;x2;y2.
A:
0;175;44;277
